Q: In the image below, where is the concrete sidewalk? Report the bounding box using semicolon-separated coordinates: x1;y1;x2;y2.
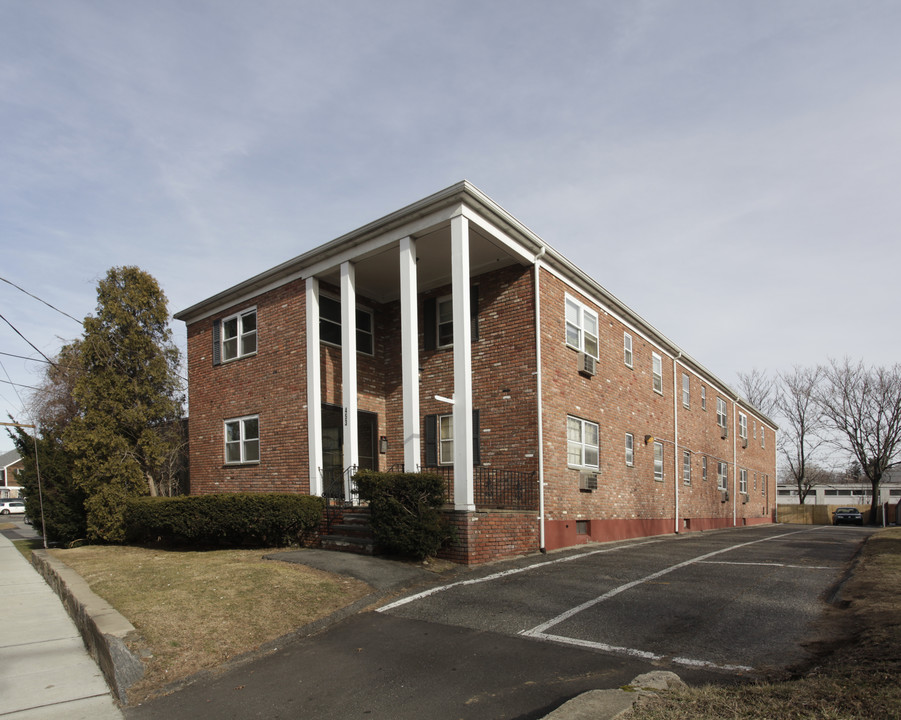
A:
0;533;123;719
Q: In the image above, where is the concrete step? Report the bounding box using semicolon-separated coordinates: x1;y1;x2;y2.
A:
320;535;376;555
329;522;374;538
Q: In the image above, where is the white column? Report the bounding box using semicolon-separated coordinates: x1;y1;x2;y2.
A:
451;214;475;511
399;236;421;471
341;262;359;495
305;277;323;496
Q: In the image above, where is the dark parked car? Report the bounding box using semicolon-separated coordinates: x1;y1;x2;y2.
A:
833;507;863;526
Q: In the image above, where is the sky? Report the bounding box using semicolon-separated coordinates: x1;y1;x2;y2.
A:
2;0;900;455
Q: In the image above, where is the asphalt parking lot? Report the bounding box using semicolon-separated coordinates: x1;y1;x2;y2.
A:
379;523;874;673
126;524;874;720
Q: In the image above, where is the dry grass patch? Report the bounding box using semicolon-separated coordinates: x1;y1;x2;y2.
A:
631;528;901;720
49;546;371;703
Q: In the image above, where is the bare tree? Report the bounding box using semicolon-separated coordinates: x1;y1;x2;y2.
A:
818;359;901;525
776;366;827;504
737;367;777;417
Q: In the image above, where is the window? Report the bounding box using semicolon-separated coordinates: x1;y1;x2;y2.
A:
224;416;260;464
682;373;690;408
565;296;599;359
739;413;748;440
717;461;728;491
761;426;766;448
740;469;748;494
437;296;454;347
423;286;479;350
438;414;454;464
753;420;757;439
701;386;707;410
219;308;257;362
625;433;634;466
653;442;664;481
702;456;708;482
624;333;633;368
319;295;375;355
567;416;599;468
716;398;727;429
652;353;663;394
683;450;691;485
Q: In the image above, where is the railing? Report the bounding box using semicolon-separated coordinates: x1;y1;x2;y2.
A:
400;466;538;511
321;465;358;532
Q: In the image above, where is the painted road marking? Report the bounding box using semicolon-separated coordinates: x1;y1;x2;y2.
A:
699;560;838;570
519;526;827;671
377;538;663;613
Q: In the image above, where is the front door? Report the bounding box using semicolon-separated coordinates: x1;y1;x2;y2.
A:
321;404;379;499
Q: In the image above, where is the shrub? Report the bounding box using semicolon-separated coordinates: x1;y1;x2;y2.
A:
354;470;452;560
125;493;324;548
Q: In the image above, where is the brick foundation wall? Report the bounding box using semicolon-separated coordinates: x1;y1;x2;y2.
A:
439;509;540;565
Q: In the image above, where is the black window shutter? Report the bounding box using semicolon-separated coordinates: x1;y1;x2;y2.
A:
470;285;479;341
423;297;437;350
212;320;221;366
424;414;438;466
472;409;480;465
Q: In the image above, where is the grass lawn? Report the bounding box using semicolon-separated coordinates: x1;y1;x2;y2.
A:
630;527;901;720
47;545;372;704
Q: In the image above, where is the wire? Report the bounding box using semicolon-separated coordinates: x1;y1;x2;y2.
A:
0;275;83;325
0;313;58;367
0;377;40;392
0;350;51;364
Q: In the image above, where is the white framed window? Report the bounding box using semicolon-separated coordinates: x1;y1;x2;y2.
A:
753;420;757;439
740;468;748;494
717;461;728;491
683;450;691;484
567;416;599;468
221;308;257;362
682;373;690;408
224;415;260;464
565;295;599;359
739;413;748;440
761;426;766;448
624;333;633;368
702;456;708;482
320;295;375;355
437;295;454;348
653;442;664;481
701;386;707;410
716;398;727;428
438;413;454;464
625;433;634;466
652;353;663;395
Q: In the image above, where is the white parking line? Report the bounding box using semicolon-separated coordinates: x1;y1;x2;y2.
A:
519;526;825;670
699;560;838;570
377;538;663;613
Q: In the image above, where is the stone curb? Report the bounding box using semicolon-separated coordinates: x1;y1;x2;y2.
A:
541;671;687;720
31;549;144;704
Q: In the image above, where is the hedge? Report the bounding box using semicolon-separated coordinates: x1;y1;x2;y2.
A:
125;493;324;548
354;470;453;560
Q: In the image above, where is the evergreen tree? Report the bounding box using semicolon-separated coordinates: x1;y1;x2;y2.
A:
63;266;184;542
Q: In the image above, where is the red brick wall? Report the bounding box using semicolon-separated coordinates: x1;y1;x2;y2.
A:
439;510;539;565
536;268;776;550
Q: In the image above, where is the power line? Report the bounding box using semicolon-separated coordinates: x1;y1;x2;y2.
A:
0;350;51;364
0;275;83;325
0;313;58;367
0;377;40;392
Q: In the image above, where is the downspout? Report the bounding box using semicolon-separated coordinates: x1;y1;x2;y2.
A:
732;398;738;526
534;246;547;552
673;353;682;534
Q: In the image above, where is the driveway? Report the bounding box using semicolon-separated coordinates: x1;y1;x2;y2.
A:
125;524;871;719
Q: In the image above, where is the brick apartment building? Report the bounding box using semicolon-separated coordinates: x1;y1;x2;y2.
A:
175;181;777;564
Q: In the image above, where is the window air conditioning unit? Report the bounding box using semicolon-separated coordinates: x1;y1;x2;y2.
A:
742;494;749;504
720;425;729;440
578;352;596;378
720;490;729;503
741;437;748;448
579;472;598;491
